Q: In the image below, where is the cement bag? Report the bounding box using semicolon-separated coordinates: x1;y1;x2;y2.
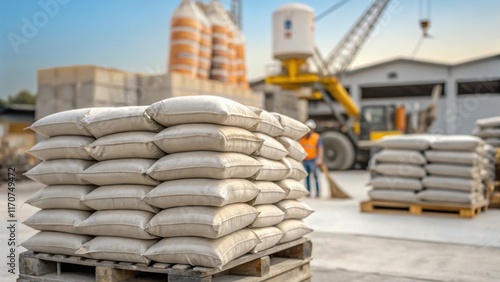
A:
275;200;314;220
283;157;308;180
377;135;436;150
146;203;259;239
152;124;263;155
417;189;484;204
248;205;285;228
28;108;95;137
476;116;500;129
28;136;95;161
276;219;313;243
276;136;307;161
25;160;95;185
144;229;260;268
250;157;290;181
425;164;486;180
248;227;284;253
368;189;418;202
249;181;286;205
275;179;309;199
76;237;158;264
83;185;159;213
144;179;259;209
86;132;165;161
21;232;93;256
368;177;422;190
23;209;92;233
247;107;285;137
26;185;96;210
431;135;483;151
485;138;500;148
373;149;426;165
271;113;309;140
76;210;157;239
147;152;262;181
422;176;483;192
80;159;158;186
252;133;288;161
473;127;500;138
371;163;426;178
425;151;482;165
82;106;163;138
146;96;260;129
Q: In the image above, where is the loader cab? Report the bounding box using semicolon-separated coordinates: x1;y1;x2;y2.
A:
359;104;398;141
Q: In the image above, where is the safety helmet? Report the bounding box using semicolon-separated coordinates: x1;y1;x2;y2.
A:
305;119;316;129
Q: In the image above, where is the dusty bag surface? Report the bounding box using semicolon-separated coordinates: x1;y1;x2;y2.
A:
377;135;436;150
144;179;259;209
276;219;313;243
276;136;307;161
23;209;92;233
86;132;165;161
249;181;286;205
368;189;418;202
368;177;422;191
82;106;163;138
275;179;309;199
26;185;96;210
83;185;159;212
25;160;95;185
422;176;483;192
152;124;263;155
282;157;308;181
417;189;484;204
81;159;158;186
371;163;426;178
425;151;483;165
21;231;93;256
252;133;288;161
146;203;259;239
28;136;95;161
276;200;314;220
271;113;309;140
247;107;285;137
248;227;284;253
147;152;262;181
373;149;426;165
431;135;483;151
425;164;486;180
76;210;157;239
248;205;285;228
250;157;290;181
146;95;260;129
76;236;158;264
144;229;260;268
28;108;95;137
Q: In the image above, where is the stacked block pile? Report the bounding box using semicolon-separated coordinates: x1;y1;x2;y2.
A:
22;95;313;268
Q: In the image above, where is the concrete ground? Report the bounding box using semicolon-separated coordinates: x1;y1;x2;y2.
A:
0;171;499;281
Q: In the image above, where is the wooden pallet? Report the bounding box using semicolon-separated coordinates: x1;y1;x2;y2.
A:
360;200;488;218
18;237;312;282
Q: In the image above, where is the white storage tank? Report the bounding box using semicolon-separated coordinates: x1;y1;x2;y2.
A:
273;3;315;60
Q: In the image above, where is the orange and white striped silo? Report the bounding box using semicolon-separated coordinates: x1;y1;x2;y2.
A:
206;1;229;83
194;3;212;80
234;27;248;87
219;7;238;85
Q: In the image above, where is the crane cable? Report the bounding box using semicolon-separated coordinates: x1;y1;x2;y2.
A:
411;35;425;58
315;0;351;22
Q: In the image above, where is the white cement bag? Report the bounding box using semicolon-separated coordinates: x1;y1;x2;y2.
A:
23;209;92;233
86;132;165;161
26;185;96;210
476;116;500;129
247;107;285;137
275;200;314;220
152;124;263;155
250;157;290;181
80;159;158;186
144;229;260;268
422;176;483;192
377;135;436;150
248;205;285;228
249;181;286;205
147;152;262;181
252;133;288;160
271;113;310;140
485;138;500;148
146;96;260;129
431;135;484;151
368;189;418;202
28;108;95;137
417;189;484;204
248;227;284;253
425;151;483;165
283;157;308;180
473;127;500;138
28;136;95;161
146;203;259;239
425;164;486;180
21;232;93;256
82;106;163;138
275;179;309;199
276;136;307;161
25;160;96;185
373;149;426;165
76;237;158;264
371;163;426;178
144;179;259;209
368;177;422;190
276;219;313;243
76;210;157;239
83;185;159;212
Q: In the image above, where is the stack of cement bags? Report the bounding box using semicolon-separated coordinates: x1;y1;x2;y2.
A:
473;117;500;148
22;95;313;268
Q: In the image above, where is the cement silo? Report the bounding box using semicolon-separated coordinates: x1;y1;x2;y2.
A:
194;3;212;79
206;1;229;82
234;27;247;87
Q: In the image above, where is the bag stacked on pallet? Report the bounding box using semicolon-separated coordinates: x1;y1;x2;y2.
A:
473;117;500;148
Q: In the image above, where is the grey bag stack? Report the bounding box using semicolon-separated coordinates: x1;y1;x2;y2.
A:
473;117;500;148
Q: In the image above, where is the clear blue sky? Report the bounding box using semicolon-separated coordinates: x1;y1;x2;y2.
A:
1;0;499;99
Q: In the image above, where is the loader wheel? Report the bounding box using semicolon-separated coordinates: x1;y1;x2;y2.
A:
321;131;355;171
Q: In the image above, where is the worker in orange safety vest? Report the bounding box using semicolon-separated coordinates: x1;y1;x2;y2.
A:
299;119;324;197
